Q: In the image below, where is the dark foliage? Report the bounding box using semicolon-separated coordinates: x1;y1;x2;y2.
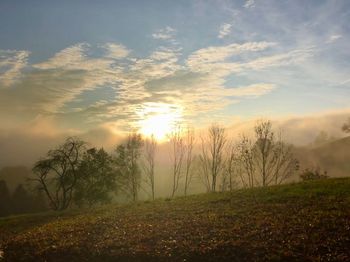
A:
32;137;87;210
300;168;329;181
0;182;47;217
0;180;11;217
74;148;116;207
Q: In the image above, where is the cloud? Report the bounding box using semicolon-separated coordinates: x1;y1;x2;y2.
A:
244;0;255;9
187;42;277;74
103;43;130;59
226;83;275;97
0;0;349;173
33;43;88;70
218;23;232;38
42;45;185;130
152;26;176;40
0;40;317;135
227;108;350;146
0;117;123;168
326;34;342;44
143;69;275;122
0;44;126;125
33;43;116;72
0;49;30;87
244;47;315;70
32;41;279;132
338;79;350;86
129;48;181;80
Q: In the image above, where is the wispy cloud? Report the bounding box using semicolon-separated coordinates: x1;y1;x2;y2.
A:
227;84;276;97
244;0;255;9
338;79;350;86
326;34;342;44
1;44;121;115
0;0;349;170
0;40;316;132
227;108;350;145
0;49;30;87
245;47;315;70
32;43;115;71
103;43;130;59
188;42;276;65
218;23;232;39
152;26;176;40
187;42;277;75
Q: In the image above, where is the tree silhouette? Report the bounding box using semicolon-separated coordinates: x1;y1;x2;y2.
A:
115;133;143;201
169;126;185;198
0;180;11;216
184;128;195;196
143;135;157;200
12;184;31;214
74;147;116;207
199;124;227;192
32;137;87;210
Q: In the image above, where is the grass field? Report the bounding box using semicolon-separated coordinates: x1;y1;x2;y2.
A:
1;178;350;261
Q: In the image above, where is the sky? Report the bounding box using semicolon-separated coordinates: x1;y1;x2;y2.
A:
0;0;350;167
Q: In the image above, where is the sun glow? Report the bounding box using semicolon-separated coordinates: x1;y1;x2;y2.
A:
137;103;183;141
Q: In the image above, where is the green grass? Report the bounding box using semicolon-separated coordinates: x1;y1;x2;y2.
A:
1;178;350;261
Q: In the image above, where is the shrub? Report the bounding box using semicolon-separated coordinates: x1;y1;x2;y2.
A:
300;168;329;181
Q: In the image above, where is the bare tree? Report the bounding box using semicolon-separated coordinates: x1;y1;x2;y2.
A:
253;121;298;186
184;128;195;196
127;133;143;202
115;133;143;201
199;137;211;192
169;126;185;198
237;135;255;188
32;137;86;210
270;132;299;185
143;135;157;200
254;120;275;187
199;124;227;192
222;140;237;191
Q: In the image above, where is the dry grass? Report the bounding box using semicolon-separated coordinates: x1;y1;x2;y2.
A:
1;178;349;261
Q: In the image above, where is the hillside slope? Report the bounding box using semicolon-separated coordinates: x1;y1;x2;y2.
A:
1;178;350;261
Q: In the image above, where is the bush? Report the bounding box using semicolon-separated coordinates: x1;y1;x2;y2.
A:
300;168;329;181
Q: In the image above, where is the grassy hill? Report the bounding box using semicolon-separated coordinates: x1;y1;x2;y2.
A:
1;178;349;261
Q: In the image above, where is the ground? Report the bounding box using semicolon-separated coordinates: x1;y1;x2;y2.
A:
1;178;350;261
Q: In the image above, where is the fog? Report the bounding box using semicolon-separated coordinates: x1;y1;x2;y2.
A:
1;109;349;168
1;109;349;199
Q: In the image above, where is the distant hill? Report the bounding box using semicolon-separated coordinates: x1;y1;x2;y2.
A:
295;136;350;177
0;166;32;192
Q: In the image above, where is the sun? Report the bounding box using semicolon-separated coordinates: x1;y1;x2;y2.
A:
140;114;175;141
137;103;183;141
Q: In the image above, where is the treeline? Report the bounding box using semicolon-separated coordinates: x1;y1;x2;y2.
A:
27;119;301;212
31;135;145;210
1;118;346;216
192;120;299;191
0;181;47;217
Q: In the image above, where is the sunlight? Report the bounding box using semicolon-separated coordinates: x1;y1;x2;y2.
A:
137;103;183;141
